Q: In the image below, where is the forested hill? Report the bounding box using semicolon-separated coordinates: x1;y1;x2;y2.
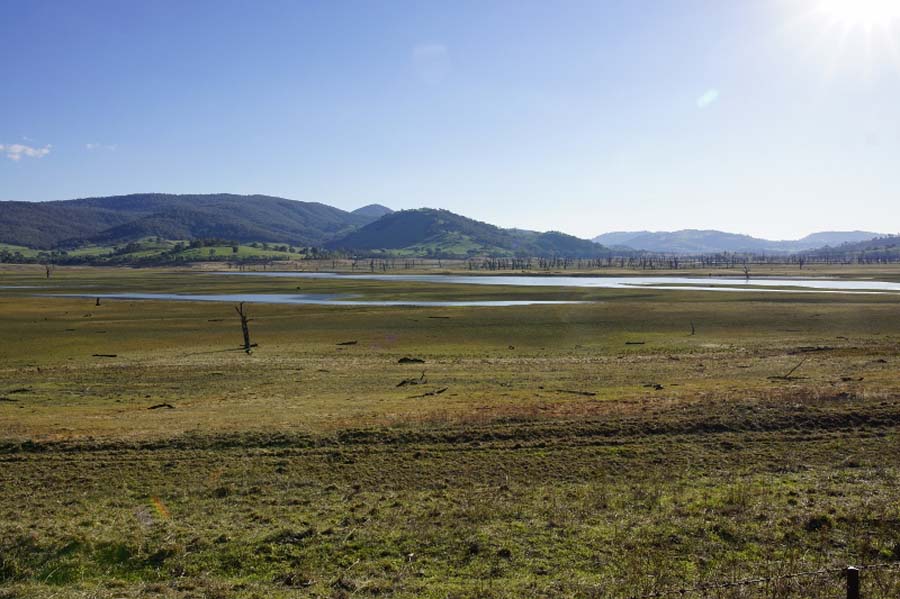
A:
326;208;609;257
806;235;900;260
0;194;379;249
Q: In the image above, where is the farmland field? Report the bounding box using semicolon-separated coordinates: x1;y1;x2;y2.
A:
2;264;900;598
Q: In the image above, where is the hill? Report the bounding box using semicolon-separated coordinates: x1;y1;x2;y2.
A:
592;229;884;254
0;194;379;249
793;231;886;250
351;204;394;219
326;208;609;257
807;235;900;260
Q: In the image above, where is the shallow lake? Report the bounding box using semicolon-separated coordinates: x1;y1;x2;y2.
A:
218;272;900;294
36;273;900;307
52;292;588;307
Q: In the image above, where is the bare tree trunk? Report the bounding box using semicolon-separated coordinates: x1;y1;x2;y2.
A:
235;302;253;353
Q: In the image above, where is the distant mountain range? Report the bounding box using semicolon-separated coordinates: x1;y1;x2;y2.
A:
592;229;885;254
0;194;606;257
0;193;889;258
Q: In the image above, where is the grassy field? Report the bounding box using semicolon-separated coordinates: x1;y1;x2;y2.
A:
2;265;900;598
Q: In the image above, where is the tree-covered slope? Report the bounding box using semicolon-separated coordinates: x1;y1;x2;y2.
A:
0;194;378;248
326;208;608;257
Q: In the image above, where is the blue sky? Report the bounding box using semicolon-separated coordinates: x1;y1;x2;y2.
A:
2;0;898;239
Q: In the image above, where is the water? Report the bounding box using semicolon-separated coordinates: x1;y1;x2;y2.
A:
36;273;900;307
216;272;900;294
51;292;588;307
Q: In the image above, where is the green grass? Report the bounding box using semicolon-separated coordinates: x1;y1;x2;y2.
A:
0;242;41;258
2;265;900;597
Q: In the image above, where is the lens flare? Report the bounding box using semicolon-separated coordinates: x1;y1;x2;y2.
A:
150;496;170;520
817;0;900;28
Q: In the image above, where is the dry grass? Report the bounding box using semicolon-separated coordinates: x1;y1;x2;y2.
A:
1;266;900;597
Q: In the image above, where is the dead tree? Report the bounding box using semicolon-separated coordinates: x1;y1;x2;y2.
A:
44;263;53;279
235;302;253;353
742;263;751;281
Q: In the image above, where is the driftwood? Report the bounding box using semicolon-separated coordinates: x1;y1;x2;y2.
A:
397;372;427;387
408;387;448;399
398;357;425;364
552;389;597;397
625;341;646;345
148;403;175;410
92;354;118;358
336;341;358;346
769;358;808;380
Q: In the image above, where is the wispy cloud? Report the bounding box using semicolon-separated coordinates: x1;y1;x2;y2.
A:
413;43;450;85
86;143;117;151
0;143;52;161
696;88;720;109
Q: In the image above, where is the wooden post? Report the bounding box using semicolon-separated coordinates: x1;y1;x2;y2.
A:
846;566;860;599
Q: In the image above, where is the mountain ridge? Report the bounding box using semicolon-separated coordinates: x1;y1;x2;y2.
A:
592;229;885;254
0;194;379;249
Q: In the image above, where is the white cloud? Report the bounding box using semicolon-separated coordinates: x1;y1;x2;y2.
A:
0;143;52;161
413;43;450;85
86;143;117;151
696;88;720;109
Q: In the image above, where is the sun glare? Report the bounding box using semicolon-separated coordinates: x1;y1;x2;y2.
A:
818;0;900;28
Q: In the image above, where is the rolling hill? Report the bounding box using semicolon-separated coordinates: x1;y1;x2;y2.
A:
0;194;383;249
326;208;609;257
807;235;900;259
592;229;884;254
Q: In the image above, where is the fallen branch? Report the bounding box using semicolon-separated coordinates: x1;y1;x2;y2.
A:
397;372;427;387
408;387;448;399
92;354;118;358
147;403;175;410
552;389;597;397
398;357;425;364
769;358;808;380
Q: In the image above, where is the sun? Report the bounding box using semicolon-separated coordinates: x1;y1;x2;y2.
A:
817;0;900;28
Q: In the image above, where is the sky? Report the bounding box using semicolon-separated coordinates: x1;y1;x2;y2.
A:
1;0;899;240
